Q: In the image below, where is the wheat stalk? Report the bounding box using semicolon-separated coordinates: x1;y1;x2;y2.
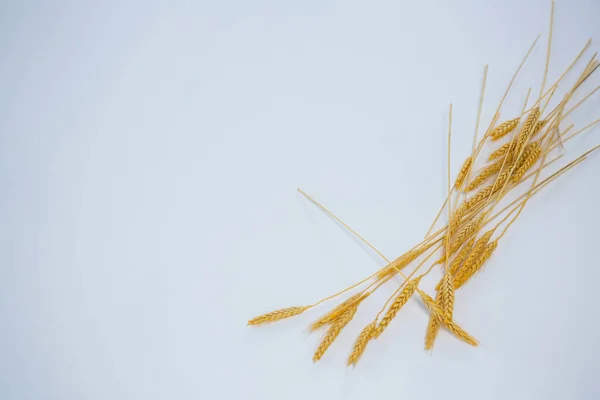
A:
424;289;443;350
248;306;310;325
490;117;520;141
347;322;376;366
313;307;357;362
373;277;421;338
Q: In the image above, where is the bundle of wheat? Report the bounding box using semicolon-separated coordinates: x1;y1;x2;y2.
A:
248;2;600;367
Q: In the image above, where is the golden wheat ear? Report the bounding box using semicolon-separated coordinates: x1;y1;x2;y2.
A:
248;306;309;325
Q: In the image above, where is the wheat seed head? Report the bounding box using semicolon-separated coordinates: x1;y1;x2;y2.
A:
374;277;421;338
490;117;520;141
347;321;376;366
313;307;357;362
248;306;309;325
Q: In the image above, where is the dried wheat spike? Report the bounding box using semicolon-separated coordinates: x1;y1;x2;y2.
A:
418;289;478;347
490;117;519;141
450;213;484;253
313;307;357;362
488;142;512;161
448;236;476;276
456;240;498;289
310;293;362;331
453;230;494;286
377;241;435;280
512;146;542;182
347;321;376;366
425;272;455;350
439;272;455;319
373;277;422;338
248;306;310;325
424;289;443;350
514;107;541;158
453;157;473;189
466;161;503;191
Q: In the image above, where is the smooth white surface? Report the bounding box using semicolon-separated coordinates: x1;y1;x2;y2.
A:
1;1;600;399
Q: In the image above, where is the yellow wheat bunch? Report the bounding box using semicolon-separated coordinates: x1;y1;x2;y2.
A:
313;307;357;362
454;157;473;189
466;161;503;191
310;293;364;331
456;240;499;289
418;289;478;347
374;277;422;338
490;117;520;141
347;321;376;366
248;306;310;325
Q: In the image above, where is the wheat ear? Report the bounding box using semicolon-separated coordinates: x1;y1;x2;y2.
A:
512;146;542;182
248;306;310;325
453;230;494;285
455;240;499;289
453;157;473;189
425;272;455;350
373;277;421;338
347;321;376;366
313;307;357;362
310;293;363;331
424;290;443;350
514;107;541;159
489;142;512;161
466;161;503;191
448;236;476;276
418;289;478;347
490;117;520;141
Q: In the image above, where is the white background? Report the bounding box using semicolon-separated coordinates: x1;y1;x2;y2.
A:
1;0;600;399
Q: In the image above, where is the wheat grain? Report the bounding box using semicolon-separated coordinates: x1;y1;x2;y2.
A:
466;161;503;191
454;157;473;189
456;240;498;289
310;293;362;331
313;307;357;362
490;117;519;141
248;306;310;325
373;277;421;338
347;321;376;366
